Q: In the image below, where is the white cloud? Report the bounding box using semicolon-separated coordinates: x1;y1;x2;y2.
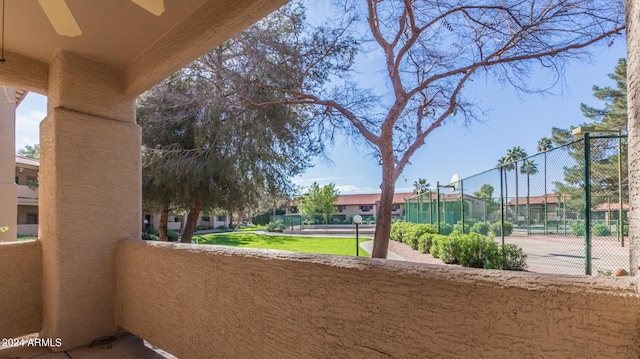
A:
335;185;379;194
15;108;45;151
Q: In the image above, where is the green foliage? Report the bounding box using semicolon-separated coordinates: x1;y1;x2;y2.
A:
439;223;453;235
402;223;438;250
17;144;40;160
195;225;214;231
142;232;160;241
252;211;271;226
417;233;436;253
497;244;528;271
167;230;179;242
490;221;513;236
297;182;339;224
572;221;586;236
217;225;227;230
470;221;490;236
457;233;500;268
266;220;285;232
453;223;469;234
437;235;461;264
592;223;611;236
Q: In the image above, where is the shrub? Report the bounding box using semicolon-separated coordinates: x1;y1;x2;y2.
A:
217;225;227;230
251;212;270;226
470;221;490;236
266;220;285;233
497;244;528;271
141;232;159;241
572;221;586;236
403;223;437;250
417;233;435;253
167;230;179;242
195;225;214;231
390;221;406;242
429;234;448;259
624;224;629;236
439;223;453;235
457;233;499;268
437;235;461;264
592;223;611;236
490;221;513;236
228;223;237;230
453;223;469;234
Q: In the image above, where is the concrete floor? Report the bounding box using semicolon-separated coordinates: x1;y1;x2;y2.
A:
0;333;175;359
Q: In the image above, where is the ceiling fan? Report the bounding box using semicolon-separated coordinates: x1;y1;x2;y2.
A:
37;0;165;38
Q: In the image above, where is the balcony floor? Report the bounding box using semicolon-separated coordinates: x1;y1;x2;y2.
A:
0;333;174;358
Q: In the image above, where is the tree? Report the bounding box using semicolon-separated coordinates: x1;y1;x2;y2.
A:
537;137;553;233
297;182;339;225
139;4;320;243
497;156;514;220
17;144;39;160
473;183;498;221
550;59;628;213
520;159;538;234
248;0;625;258
413;178;430;195
505;146;528;222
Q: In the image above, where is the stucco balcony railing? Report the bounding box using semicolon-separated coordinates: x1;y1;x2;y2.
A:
3;239;640;358
17;184;38;206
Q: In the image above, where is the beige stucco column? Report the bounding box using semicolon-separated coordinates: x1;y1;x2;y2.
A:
0;86;17;242
628;0;640;275
39;50;141;349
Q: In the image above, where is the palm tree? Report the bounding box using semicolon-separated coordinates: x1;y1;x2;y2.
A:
497;156;514;221
537;137;553;234
413;178;430;195
413;178;430;223
520;159;539;235
506;146;528;222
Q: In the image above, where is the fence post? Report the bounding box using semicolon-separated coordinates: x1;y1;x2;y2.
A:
460;180;465;234
584;133;592;275
436;181;441;234
618;132;624;247
500;167;505;246
429;189;433;225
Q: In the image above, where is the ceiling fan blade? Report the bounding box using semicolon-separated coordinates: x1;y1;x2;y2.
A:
131;0;165;16
37;0;82;37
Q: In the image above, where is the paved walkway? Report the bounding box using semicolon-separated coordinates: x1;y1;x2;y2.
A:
359;240;404;260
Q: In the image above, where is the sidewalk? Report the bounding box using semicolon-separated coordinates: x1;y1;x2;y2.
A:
359;240;404;260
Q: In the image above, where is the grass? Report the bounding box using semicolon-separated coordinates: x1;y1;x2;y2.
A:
198;232;370;257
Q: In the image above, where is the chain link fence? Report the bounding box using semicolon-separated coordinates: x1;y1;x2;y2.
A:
405;134;628;276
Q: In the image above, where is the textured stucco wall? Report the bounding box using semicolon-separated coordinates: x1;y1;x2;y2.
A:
118;239;640;358
0;241;42;338
627;0;640;275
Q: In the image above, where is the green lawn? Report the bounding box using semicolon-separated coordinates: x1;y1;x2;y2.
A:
198;232;370;257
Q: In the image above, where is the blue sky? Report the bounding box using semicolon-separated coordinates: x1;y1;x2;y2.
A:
15;6;628;196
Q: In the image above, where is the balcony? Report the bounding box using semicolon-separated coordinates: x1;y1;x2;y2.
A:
2;238;640;358
17;184;38;206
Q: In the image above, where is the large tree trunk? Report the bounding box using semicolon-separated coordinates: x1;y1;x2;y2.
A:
626;0;640;275
159;207;169;242
181;197;203;243
372;145;396;258
228;206;237;231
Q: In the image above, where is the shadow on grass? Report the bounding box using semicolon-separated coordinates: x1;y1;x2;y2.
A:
200;233;297;246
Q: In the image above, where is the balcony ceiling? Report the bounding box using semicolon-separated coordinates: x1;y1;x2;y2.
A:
1;0;288;95
7;0;205;68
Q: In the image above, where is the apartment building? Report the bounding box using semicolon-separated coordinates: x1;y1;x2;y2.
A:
15;155;39;236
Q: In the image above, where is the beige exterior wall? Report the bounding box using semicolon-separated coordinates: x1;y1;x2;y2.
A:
0;241;42;338
0;87;17;242
17;205;38;225
118;239;640;359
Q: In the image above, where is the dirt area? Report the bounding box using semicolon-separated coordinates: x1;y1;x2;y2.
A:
387;240;445;265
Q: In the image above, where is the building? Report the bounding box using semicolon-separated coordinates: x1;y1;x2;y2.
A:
15;155;39;236
507;193;571;222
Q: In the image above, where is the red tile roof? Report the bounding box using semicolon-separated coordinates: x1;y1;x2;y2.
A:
592;202;629;211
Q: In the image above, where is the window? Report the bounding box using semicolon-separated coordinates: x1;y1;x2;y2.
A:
335;205;346;212
392;204;400;212
201;216;210;222
217;215;226;222
360;205;372;212
290;206;299;214
27;213;38;224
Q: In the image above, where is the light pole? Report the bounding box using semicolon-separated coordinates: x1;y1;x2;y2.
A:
353;214;362;257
